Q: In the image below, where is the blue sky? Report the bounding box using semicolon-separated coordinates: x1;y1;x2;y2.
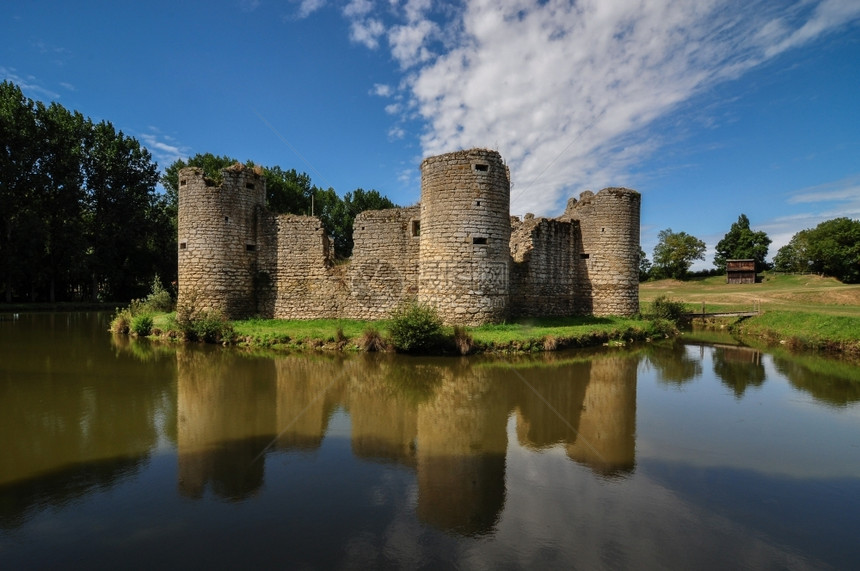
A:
3;0;859;268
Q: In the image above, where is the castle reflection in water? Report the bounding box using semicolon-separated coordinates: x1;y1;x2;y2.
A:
176;350;637;535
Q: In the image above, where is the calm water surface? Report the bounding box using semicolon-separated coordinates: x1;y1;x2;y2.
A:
1;312;859;569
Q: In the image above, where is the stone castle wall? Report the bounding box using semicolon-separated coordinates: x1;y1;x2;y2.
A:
344;206;420;320
510;216;581;317
177;149;640;324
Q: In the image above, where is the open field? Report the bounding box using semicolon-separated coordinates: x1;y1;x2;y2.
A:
640;273;860;317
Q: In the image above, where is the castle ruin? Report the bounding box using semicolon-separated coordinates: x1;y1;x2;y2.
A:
177;148;640;325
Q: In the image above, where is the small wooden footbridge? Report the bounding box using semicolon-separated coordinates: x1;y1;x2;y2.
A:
683;301;762;320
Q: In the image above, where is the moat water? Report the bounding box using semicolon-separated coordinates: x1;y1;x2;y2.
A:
1;312;859;569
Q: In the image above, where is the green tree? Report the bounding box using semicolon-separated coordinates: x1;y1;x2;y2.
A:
713;213;771;273
33;102;89;301
0;81;40;301
772;230;811;273
639;247;652;282
804;217;860;283
327;188;397;257
652;228;706;280
83;120;161;300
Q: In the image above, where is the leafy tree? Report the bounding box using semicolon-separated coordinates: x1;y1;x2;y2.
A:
804;217;860;283
328;188;397;257
638;247;652;282
652;228;706;280
33;102;89;301
773;218;860;283
713;213;771;273
264;166;315;215
83;120;161;300
1;81;168;303
0;81;40;301
772;230;811;273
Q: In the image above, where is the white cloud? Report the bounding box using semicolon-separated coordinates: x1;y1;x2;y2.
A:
297;0;326;19
0;67;61;100
371;83;392;97
344;0;374;18
350;17;386;49
388;18;438;69
140;132;187;169
347;0;860;216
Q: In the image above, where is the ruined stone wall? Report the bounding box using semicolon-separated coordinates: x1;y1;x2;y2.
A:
177;151;641;324
342;206;420;319
419;149;511;325
270;215;339;319
510;216;581;317
561;188;641;316
177;166;266;319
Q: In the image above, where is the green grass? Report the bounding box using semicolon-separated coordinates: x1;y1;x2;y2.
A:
640;272;860;316
469;316;650;347
233;317;385;343
732;310;860;356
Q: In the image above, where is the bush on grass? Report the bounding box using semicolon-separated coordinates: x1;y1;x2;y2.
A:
388;301;444;353
650;295;687;323
130;314;154;337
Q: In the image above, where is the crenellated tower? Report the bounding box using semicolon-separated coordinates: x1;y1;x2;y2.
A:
177;165;266;319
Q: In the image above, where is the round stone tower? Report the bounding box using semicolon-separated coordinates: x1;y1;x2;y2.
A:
177;165;266;319
563;187;641;316
418;149;511;325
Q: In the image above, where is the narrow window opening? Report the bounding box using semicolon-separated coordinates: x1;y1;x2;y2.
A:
580;253;590;259
476;200;481;207
411;220;421;237
473;237;488;245
474;163;489;172
601;227;605;232
179;179;187;187
179;242;187;250
246;182;256;190
246;244;256;252
224;216;229;223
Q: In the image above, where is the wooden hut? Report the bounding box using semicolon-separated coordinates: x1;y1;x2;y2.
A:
726;259;756;284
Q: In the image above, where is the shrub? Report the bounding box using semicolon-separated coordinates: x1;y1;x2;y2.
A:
175;289;233;343
388;301;444;353
110;307;133;334
130;314;154;337
142;275;174;312
650;295;687;323
186;310;233;343
358;327;389;352
648;318;678;338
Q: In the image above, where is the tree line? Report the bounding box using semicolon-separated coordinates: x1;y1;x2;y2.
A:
1;81;171;303
1;81;398;304
641;214;860;283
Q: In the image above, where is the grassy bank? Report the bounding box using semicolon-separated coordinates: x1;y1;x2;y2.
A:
141;312;670;355
641;273;860;358
729;311;860;357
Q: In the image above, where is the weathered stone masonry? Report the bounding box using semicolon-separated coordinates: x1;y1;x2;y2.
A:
178;149;640;325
